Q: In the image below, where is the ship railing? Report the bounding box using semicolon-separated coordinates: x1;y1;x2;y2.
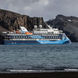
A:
8;38;61;41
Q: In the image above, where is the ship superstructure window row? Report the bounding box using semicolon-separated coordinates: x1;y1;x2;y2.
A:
4;34;62;40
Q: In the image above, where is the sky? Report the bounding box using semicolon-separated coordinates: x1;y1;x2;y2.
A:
0;0;78;21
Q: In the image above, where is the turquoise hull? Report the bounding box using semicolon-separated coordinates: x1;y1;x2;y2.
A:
3;39;71;45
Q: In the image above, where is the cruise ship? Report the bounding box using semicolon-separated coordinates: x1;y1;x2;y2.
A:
0;25;71;45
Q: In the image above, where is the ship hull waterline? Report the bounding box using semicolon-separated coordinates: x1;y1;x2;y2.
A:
3;39;71;45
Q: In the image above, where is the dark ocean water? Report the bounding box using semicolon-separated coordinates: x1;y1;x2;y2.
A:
0;43;78;72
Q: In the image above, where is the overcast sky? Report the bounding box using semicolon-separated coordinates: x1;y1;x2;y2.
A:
0;0;78;21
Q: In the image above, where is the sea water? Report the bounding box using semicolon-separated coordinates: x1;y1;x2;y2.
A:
0;43;78;72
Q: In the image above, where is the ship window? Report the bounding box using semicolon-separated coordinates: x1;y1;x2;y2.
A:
57;36;58;39
13;36;15;38
19;36;21;39
22;36;23;38
21;36;23;38
52;36;54;39
18;36;19;38
45;36;46;39
23;36;25;39
17;36;18;39
44;36;45;39
49;36;50;38
49;36;51;38
47;36;48;38
50;36;52;39
21;36;22;38
58;36;59;39
26;36;28;38
16;36;18;38
27;36;29;39
16;36;18;39
25;36;27;39
52;36;53;39
54;36;55;39
20;36;22;39
53;36;54;39
17;36;19;38
13;36;15;39
9;36;11;39
24;36;26;39
11;36;13;39
15;36;17;39
50;36;51;38
15;36;16;39
19;36;20;39
58;36;60;39
47;36;48;39
27;36;28;39
56;36;58;39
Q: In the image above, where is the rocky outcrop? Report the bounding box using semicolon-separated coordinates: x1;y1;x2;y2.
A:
47;15;78;42
0;9;46;32
1;9;78;42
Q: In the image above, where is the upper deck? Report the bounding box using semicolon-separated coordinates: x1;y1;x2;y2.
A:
0;25;64;41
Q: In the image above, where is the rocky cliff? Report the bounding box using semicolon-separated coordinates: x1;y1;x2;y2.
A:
0;9;78;42
0;9;46;32
47;15;78;42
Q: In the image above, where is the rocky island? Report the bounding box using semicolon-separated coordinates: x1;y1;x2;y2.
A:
0;9;78;42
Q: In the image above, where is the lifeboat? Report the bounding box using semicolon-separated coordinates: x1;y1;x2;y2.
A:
16;31;21;34
25;32;32;35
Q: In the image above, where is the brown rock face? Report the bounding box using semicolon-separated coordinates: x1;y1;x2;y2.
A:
0;9;46;32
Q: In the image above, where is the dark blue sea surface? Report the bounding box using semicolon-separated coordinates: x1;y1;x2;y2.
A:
0;43;78;71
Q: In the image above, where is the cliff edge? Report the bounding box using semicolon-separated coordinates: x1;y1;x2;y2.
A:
0;9;46;32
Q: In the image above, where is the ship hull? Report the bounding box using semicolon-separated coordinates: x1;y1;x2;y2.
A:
3;39;70;45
